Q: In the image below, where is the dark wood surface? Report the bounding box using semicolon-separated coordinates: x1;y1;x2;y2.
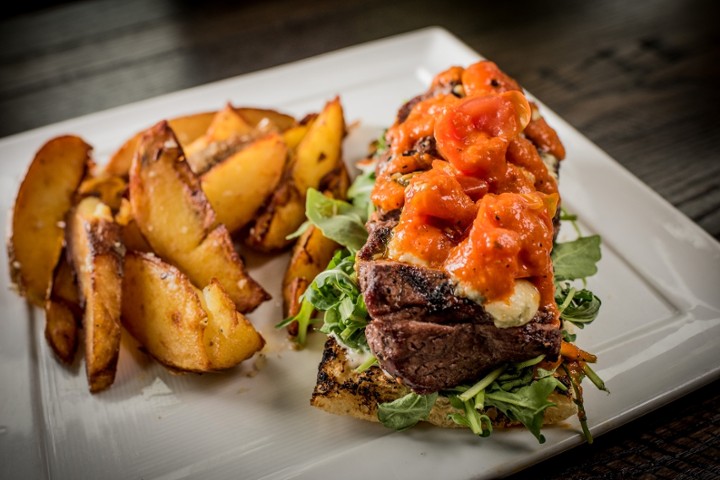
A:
1;0;718;478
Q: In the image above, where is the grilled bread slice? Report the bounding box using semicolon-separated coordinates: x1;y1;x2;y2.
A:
311;337;577;429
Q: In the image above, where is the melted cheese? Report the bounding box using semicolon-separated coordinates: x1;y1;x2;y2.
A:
455;279;540;328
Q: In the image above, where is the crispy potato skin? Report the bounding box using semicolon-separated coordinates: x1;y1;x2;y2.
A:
66;197;124;393
129;121;269;312
282;225;339;319
8;135;91;306
105;111;217;178
44;255;81;364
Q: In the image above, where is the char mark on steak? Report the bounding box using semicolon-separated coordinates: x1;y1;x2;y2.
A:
357;211;561;394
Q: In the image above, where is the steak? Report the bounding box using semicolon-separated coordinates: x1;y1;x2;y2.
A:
357;212;561;394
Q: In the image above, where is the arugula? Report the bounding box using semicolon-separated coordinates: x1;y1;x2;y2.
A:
278;248;371;350
441;356;565;443
556;283;602;329
377;392;438;431
551;235;602;282
304;190;368;252
279;164;377;347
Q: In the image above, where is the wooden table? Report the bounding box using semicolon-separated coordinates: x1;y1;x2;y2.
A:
1;0;718;478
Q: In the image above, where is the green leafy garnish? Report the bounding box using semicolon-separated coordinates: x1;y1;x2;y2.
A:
304;189;368;252
347;164;376;217
377;392;438;431
445;357;565;443
555;283;602;329
280;167;376;346
551;235;602;282
305;249;370;351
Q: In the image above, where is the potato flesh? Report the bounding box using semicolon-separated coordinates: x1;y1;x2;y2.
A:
122;252;211;371
122;252;264;371
292;97;345;193
202;133;287;233
201;280;265;369
9;136;90;305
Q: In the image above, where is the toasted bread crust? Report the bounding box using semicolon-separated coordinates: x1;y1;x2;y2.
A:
311;337;577;429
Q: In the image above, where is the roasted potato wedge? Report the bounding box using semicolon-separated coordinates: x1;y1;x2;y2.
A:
8;135;91;305
246;99;346;252
45;301;79;365
201;279;265;369
104;111;217;178
201;133;287;233
292;97;345;193
236;107;297;132
246;181;306;252
281;163;350;324
129;121;269;312
121;252;264;371
282;225;339;318
44;255;82;364
66;196;124;393
282;124;310;150
183;104;255;174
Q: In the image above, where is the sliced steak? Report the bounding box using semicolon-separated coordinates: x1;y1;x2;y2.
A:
357;211;560;394
358;259;490;324
365;312;560;394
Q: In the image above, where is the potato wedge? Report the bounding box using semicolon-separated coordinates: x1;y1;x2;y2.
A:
45;301;79;365
44;255;82;364
122;252;210;371
292;97;345;193
201;279;265;369
8;135;91;305
183;104;255;174
282;225;339;318
236;107;297;132
201;133;287;233
66;196;124;393
104;111;217;178
246;181;306;252
129;121;269;312
282;124;310;150
121;252;264;371
245;98;346;252
281;164;349;324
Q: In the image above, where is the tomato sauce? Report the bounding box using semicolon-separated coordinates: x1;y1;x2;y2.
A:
372;61;565;315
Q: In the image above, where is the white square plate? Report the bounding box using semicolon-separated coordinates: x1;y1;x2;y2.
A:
1;27;719;480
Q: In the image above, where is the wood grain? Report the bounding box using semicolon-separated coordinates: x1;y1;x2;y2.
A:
0;0;718;478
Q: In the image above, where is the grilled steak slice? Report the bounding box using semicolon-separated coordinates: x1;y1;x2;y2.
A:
365;314;559;394
359;259;490;324
357;211;560;394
